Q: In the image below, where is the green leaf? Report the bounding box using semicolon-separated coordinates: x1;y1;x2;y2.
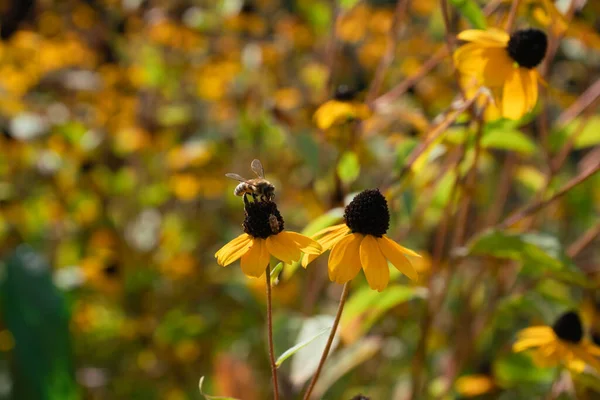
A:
481;129;538;155
450;0;487;29
199;377;239;400
301;208;344;237
337;151;361;185
270;262;283;279
468;230;589;287
1;246;79;400
340;0;360;10
276;327;330;367
494;352;555;387
568;116;600;149
341;285;427;342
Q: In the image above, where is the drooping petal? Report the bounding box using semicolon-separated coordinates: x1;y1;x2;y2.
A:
377;236;419;281
328;233;363;284
266;232;302;264
570;344;600;373
215;233;253;266
312;223;349;238
313;100;369;130
281;231;322;255
302;225;350;268
240;239;269;278
454;43;488;75
360;235;390;292
457;29;510;47
502;68;528;120
516;326;554;339
480;48;514;87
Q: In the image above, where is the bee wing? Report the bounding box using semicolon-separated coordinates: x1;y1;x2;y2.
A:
250;159;265;178
225;173;248;182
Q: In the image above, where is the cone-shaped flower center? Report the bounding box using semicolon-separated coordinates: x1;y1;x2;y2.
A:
334;84;357;101
552;311;583;343
243;200;284;239
507;28;547;69
344;189;390;237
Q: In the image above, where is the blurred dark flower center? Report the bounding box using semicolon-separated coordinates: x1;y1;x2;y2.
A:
344;189;390;237
552;311;583;343
507;29;547;69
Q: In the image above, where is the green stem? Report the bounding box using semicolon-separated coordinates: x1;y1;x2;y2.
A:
265;264;280;400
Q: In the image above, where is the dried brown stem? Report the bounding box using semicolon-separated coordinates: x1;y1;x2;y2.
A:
504;0;522;32
567;221;600;258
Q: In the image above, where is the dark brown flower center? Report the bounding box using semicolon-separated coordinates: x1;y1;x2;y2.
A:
103;262;119;278
344;189;390;237
334;84;357;101
551;311;583;343
243;200;284;239
507;28;547;69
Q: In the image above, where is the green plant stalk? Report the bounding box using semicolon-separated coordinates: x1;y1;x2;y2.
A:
265;264;280;400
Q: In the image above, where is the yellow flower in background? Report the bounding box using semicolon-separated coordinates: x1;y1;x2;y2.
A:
454;28;547;119
303;189;419;292
313;85;371;130
215;200;321;278
513;311;600;372
455;374;495;397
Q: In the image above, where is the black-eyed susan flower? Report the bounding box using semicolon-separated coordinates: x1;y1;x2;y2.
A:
215;200;321;278
513;311;600;373
313;85;371;130
302;189;419;292
454;28;547;120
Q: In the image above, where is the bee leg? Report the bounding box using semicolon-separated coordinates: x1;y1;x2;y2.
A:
243;193;249;206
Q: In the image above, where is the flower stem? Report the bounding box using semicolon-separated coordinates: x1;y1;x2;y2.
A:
302;282;350;400
265;265;280;400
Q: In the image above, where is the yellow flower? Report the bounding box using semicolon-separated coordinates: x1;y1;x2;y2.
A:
513;311;600;373
455;374;495;397
302;189;419;292
215;200;321;278
454;28;547;120
313;85;371;130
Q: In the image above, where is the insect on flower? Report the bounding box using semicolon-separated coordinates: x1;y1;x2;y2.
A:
226;159;275;202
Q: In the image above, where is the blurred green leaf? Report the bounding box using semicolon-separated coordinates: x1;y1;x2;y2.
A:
468;230;589;287
312;337;382;398
301;208;344;237
341;285;427;341
276;326;330;367
481;129;537;155
199;377;239;400
340;0;360;10
494;352;555;387
337;151;360;185
1;246;79;400
450;0;487;29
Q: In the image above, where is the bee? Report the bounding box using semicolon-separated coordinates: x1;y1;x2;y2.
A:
226;159;275;202
268;214;280;234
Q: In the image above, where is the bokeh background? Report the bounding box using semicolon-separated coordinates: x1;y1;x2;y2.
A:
0;0;600;399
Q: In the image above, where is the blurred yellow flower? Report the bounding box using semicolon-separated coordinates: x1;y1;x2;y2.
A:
454;28;547;119
215;200;320;278
513;311;600;372
303;190;419;292
313;86;371;130
455;374;495;397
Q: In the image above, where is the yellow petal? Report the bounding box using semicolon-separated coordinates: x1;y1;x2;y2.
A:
215;233;253;266
312;223;348;238
377;236;419;281
516;326;554;339
280;231;322;254
502;68;528;120
302;225;350;268
570;345;600;373
266;233;302;264
512;336;554;352
455;45;512;87
313;100;368;130
240;239;269;278
328;233;363;284
457;29;510;47
360;235;390;292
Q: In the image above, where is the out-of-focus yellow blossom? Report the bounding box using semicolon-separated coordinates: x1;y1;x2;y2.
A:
314;86;371;130
455;374;495;397
337;5;370;43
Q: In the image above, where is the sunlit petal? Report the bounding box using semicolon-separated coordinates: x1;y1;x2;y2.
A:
360;235;390;292
240;239;269;278
328;233;363;284
281;231;322;254
457;29;510;47
502;68;528;119
215;233;253;266
266;233;302;264
377;236;418;281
